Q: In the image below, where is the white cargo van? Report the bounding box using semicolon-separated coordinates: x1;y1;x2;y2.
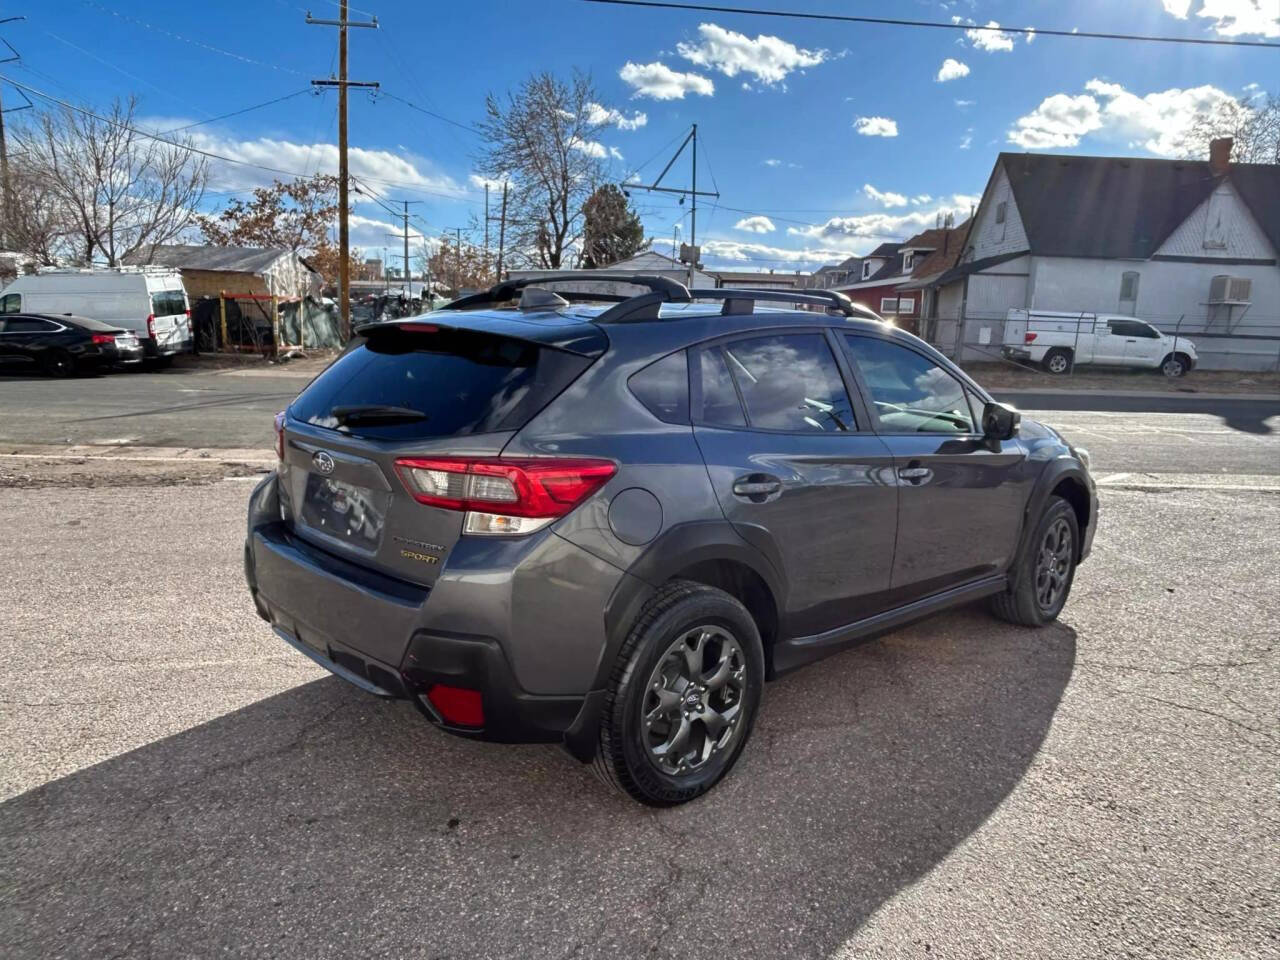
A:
0;267;192;359
1002;309;1198;378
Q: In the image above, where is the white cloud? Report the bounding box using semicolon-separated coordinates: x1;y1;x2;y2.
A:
734;215;776;233
192;132;464;196
609;146;624;161
955;99;976;108
785;197;981;251
1008;79;1239;154
468;173;506;190
854;116;899;137
1195;0;1280;36
700;238;856;266
912;194;933;205
967;21;1016;51
584;102;648;130
570;138;609;159
959;132;973;150
763;158;783;167
1160;0;1278;36
619;61;715;100
676;22;826;85
1025;27;1036;43
863;183;908;208
936;58;971;82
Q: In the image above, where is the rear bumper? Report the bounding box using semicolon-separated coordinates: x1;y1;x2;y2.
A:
1001;346;1033;363
243;474;617;750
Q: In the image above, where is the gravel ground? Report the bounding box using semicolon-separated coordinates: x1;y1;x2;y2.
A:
1;472;1277;959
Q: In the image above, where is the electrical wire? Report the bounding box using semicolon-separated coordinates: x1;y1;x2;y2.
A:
160;89;313;134
377;90;482;136
579;0;1280;48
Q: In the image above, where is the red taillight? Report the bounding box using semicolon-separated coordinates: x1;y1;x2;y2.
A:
426;684;484;727
273;411;286;460
395;457;616;520
90;333;116;345
1024;332;1038;343
397;323;439;333
184;309;191;318
146;314;156;339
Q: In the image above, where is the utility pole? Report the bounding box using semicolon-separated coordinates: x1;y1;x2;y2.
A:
625;123;718;288
308;3;378;340
483;183;490;278
455;227;463;295
0;18;29;252
497;184;508;281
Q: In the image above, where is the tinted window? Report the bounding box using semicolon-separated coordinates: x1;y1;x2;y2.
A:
628;350;689;424
720;333;854;432
1107;319;1157;338
844;335;975;434
697;347;746;427
0;293;20;314
290;327;591;441
152;291;186;317
4;317;57;332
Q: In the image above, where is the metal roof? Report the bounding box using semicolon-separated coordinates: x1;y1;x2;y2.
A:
125;244;308;275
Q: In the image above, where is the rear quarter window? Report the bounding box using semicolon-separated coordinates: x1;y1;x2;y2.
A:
628;350;689;424
289;327;592;441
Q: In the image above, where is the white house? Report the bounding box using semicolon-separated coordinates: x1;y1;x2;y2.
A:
925;139;1280;370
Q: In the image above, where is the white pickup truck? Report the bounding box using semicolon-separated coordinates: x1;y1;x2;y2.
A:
1001;309;1198;377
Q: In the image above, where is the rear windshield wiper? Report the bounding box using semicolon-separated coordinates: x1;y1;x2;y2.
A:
331;404;428;426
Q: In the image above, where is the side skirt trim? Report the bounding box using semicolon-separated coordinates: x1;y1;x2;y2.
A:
772;575;1008;675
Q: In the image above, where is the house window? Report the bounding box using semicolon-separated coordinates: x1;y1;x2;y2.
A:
1119;271;1140;304
863;262;873;280
880;298;899;314
903;252;914;272
995;201;1007;224
897;297;915;314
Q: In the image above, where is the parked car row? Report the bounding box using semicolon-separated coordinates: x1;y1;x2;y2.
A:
0;266;192;376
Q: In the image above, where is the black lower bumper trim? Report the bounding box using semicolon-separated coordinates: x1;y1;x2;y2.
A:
274;627;397;698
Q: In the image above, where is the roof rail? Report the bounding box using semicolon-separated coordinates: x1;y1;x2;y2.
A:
443;273;692;314
687;287;878;320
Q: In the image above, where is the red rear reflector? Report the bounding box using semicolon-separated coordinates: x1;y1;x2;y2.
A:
146;314;156;339
273;411;286;460
90;333;116;345
1024;332;1038;343
426;684;484;727
394;457;616;519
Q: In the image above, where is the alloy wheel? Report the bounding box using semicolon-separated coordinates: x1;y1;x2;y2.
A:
1047;355;1069;374
641;625;747;776
1035;517;1073;612
1162;357;1185;377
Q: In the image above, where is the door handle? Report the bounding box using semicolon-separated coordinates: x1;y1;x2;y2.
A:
732;474;782;500
1125;339;1137;343
897;466;932;483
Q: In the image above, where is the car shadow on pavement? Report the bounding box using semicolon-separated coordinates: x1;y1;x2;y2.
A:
1;607;1075;960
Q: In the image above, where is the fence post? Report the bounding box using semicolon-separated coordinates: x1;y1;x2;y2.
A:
271;296;279;357
219;294;228;352
1071;312;1084;377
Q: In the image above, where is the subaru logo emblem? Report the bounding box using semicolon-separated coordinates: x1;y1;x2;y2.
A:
313;451;336;475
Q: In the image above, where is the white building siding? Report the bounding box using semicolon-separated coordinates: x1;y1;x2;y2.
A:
1154;182;1277;261
969;165;1030;260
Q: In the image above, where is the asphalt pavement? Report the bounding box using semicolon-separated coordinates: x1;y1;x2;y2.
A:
2;367;1278;959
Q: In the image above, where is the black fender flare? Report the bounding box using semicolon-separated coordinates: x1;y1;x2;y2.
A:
562;520;787;761
1008;459;1094;590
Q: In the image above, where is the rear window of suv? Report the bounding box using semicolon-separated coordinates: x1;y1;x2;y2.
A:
289;326;592;441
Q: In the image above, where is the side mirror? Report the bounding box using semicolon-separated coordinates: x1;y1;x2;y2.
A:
982;401;1021;441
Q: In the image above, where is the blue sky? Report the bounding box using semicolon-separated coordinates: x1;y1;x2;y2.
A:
7;0;1276;271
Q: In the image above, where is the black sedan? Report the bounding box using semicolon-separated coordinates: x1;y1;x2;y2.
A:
0;313;144;376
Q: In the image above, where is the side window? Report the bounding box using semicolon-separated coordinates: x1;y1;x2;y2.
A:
628;350;689;424
0;293;20;314
718;333;855;432
1135;322;1161;339
5;317;56;332
697;347;747;428
843;335;976;434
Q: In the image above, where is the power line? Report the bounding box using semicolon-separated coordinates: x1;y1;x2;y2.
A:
160;89;314;134
580;0;1280;48
376;90;481;136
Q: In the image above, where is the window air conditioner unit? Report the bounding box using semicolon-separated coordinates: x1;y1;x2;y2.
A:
1209;275;1251;304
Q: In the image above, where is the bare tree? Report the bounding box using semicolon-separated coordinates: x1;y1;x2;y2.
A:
4;153;68;267
476;72;609;269
1177;92;1280;164
16;97;208;265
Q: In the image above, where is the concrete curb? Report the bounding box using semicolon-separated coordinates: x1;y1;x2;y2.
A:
995;388;1280;401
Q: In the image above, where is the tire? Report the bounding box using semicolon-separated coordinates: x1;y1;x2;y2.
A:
1160;353;1188;378
43;349;75;378
990;496;1080;627
594;580;764;806
1042;349;1072;375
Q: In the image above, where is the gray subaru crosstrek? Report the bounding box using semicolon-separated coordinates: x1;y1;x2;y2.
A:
244;275;1096;806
